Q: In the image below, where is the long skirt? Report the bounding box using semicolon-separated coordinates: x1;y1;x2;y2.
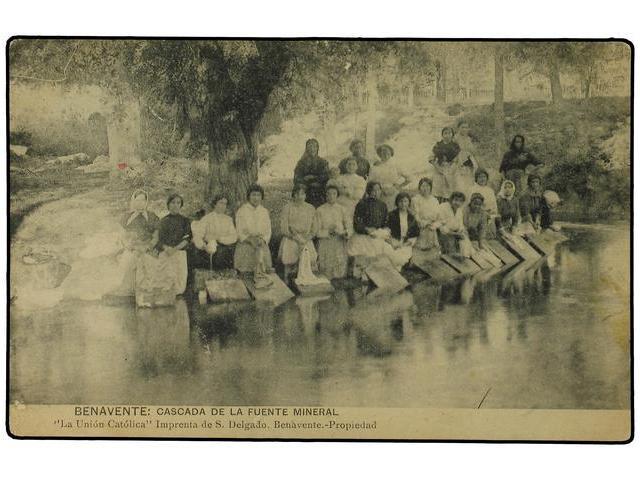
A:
136;250;188;296
278;237;317;267
317;235;349;279
233;240;273;273
193;243;236;270
414;226;440;251
438;232;473;258
347;234;412;270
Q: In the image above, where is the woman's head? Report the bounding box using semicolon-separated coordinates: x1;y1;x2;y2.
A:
305;138;319;157
345;157;358;174
329;166;340;179
246;184;265;206
350;139;364;157
456;120;470;136
469;192;484;212
210;194;229;214
166;193;184;214
527;174;542;191
130;189;148;211
366;181;382;199
449;191;466;209
500;180;516;198
511;135;525;151
418;177;433;196
325;184;340;203
441;127;455;142
376;144;394;162
395;192;411;211
291;183;307;201
474;168;489;186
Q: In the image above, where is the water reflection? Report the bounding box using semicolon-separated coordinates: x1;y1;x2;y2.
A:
10;227;630;409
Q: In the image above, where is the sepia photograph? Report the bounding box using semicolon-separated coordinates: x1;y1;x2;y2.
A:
6;38;632;440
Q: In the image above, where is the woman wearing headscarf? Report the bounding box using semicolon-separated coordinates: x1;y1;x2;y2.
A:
495;180;521;234
234;184;273;281
278;184;318;280
499;135;544;193
429;127;461;202
192;194;238;270
315;184;352;279
338;139;371;179
293;138;330;208
368;144;410;210
411;177;441;252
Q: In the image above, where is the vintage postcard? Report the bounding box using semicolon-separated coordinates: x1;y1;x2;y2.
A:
6;38;632;441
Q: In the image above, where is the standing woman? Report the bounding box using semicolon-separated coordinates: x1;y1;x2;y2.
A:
315;184;352;279
335;157;367;224
278;184;318;280
411;177;441;252
429;127;461;202
293;138;330;208
499;135;544;193
368;144;409;210
234;184;273;280
192;195;238;270
154;193;192;294
495;180;521;234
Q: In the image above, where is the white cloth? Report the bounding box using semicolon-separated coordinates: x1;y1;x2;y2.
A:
296;246;330;286
399;211;408;240
235;203;271;244
411;194;440;227
436;202;465;234
335;173;366;220
315;202;352;238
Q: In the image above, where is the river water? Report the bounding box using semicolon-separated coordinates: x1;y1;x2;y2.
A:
9;225;630;409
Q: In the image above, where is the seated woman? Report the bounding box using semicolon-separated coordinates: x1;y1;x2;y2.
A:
496;180;521;234
518;174;559;232
112;189;160;296
135;193;191;300
234;184;273;281
278;184;317;280
411;177;441;253
335;157;367;223
436;191;472;258
467;168;497;216
347;182;408;271
369;144;409;210
315;184;352;279
463;193;489;251
386;192;419;266
192;194;238;270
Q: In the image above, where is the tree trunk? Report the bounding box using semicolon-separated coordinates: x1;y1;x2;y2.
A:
407;82;415;108
365;66;378;158
549;58;563;104
436;59;447;103
206;125;259;212
494;46;506;161
107;100;141;168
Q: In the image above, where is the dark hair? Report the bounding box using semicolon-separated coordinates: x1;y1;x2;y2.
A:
246;184;265;200
527;174;542;187
325;184;340;196
418;177;433;190
291;183;307;198
449;191;466;202
469;192;485;204
510;135;525;150
474;168;489;182
395;191;412;207
366;181;381;196
349;139;363;152
441;127;455;137
305;138;319;150
210;194;228;209
166;193;184;209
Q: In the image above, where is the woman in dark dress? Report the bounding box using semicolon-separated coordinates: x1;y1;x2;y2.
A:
293;138;330;208
387;192;420;245
430;127;461;202
499;135;543;193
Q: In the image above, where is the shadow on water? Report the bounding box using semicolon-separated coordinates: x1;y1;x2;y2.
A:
9;226;631;409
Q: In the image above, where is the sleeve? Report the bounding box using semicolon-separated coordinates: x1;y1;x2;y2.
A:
191;219;206;249
262;208;272;244
314;209;328;238
235;207;250;242
224;217;238;245
353;201;368;235
293;159;305;185
181;217;192;242
519;194;532;223
318;160;330;184
407;214;420;240
155;218;169;250
499;152;510;174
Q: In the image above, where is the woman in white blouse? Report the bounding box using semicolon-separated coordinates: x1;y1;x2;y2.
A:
411;177;441;252
192;195;238;270
335;157;366;224
233;184;273;278
315;184;352;279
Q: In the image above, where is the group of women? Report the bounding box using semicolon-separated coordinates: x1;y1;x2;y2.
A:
117;128;560;299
